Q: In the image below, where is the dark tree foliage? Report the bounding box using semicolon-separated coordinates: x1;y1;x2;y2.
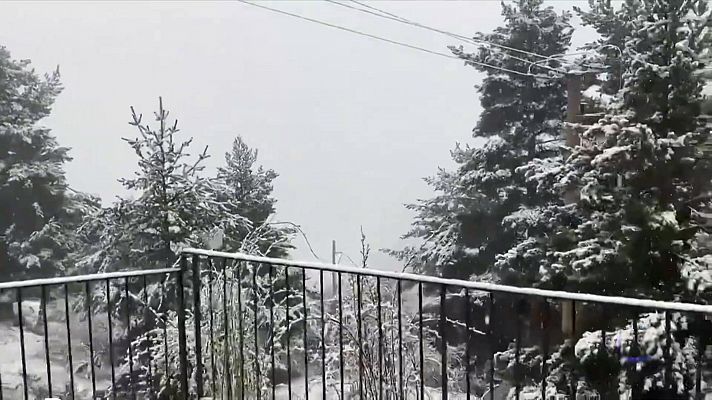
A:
0;46;91;280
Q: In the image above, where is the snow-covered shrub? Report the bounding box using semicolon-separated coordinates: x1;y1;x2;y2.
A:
504;312;705;399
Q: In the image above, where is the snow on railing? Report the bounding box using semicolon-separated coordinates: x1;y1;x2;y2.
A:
0;266;181;290
4;249;708;400
181;247;712;400
181;248;712;314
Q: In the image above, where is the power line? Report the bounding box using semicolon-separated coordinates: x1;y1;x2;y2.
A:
238;0;458;60
346;0;611;74
336;252;360;267
238;1;553;79
346;0;571;64
350;0;404;21
326;0;566;75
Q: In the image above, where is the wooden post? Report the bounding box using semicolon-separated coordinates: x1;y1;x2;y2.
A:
332;240;338;295
561;300;576;338
565;73;583;147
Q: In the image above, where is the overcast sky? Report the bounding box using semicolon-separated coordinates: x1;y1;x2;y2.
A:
0;1;595;269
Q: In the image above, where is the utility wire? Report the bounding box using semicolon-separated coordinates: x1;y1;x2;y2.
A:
349;0;601;63
336;252;360;267
347;0;574;63
326;0;566;75
238;0;458;60
350;0;404;21
347;0;609;74
238;0;554;79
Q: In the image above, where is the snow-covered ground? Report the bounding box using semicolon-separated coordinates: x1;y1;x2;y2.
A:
273;379;484;400
0;297;114;399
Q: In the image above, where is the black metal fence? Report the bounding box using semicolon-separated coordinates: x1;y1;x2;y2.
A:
1;249;711;399
0;265;189;400
180;249;712;400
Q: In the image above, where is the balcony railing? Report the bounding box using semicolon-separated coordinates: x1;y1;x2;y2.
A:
0;248;710;399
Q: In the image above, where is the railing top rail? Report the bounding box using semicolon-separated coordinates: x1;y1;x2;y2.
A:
182;248;712;314
0;267;181;291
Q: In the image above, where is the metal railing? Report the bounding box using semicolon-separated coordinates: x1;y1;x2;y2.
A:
0;266;184;399
1;248;711;399
180;248;712;400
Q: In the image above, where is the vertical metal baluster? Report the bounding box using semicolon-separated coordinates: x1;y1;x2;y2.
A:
356;275;363;399
514;298;521;400
85;282;97;398
376;277;383;399
208;259;216;396
238;262;245;400
571;300;576;336
418;282;424;400
0;356;3;400
569;300;577;398
192;255;204;398
338;271;344;398
63;283;76;399
269;264;276;400
222;259;232;399
160;279;169;380
488;293;495;400
142;276;153;399
302;269;309;400
600;327;606;354
397;280;404;400
106;279;117;399
177;259;190;398
440;284;448;400
631;314;641;399
696;316;703;400
252;263;261;400
41;285;53;398
599;325;607;398
124;278;134;399
540;300;550;400
286;267;293;399
17;288;28;400
320;270;326;400
664;311;672;393
465;289;471;400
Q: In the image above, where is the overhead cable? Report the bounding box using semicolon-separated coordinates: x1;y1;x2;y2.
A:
239;1;554;79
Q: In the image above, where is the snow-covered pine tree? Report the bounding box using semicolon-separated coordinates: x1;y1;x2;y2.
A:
392;0;572;283
79;98;214;276
119;98;213;268
201;136;305;398
389;1;574;396
505;0;712;298
574;0;642;97
498;1;712;397
73;98;220;397
79;112;301;397
212;136;293;257
0;46;89;280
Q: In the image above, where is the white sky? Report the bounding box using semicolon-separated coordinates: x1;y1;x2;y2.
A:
0;1;595;269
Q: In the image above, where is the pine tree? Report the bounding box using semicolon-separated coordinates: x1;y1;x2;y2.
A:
390;2;574;396
498;1;712;397
393;0;573;282
211;136;293;257
0;46;88;280
80;98;215;275
504;0;712;298
76;102;303;397
72;98;218;397
120;98;213;267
